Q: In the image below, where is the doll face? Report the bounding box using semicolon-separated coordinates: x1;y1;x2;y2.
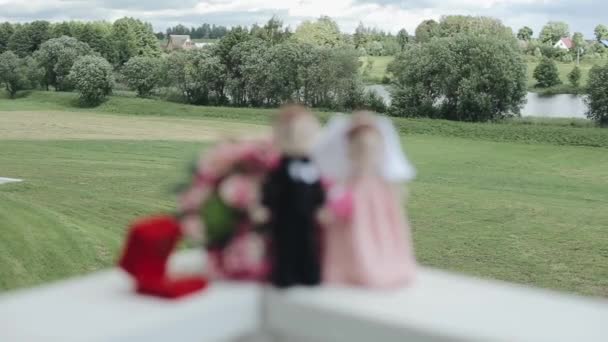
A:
348;128;384;177
274;113;320;156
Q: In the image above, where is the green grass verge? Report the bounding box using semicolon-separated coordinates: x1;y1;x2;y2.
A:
359;56;394;84
392;118;608;148
1;137;607;296
2;91;607;148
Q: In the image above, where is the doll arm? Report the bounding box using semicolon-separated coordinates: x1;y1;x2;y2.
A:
329;188;354;222
320;186;353;225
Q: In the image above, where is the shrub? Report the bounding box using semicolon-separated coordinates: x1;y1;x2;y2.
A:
533;58;561;88
561;54;573;63
388;34;526;122
362;90;387;113
539;45;564;59
122;56;163;97
69;55;114;106
585;63;608;127
335;79;365;111
568;66;582;88
365;41;384;56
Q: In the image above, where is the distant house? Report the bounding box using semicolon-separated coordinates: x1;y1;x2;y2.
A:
165;35;194;51
517;39;529;50
194;42;214;49
553;37;573;50
600;40;608;48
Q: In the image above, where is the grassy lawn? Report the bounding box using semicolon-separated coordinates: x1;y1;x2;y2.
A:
525;59;606;94
1;92;607;297
3;91;607;147
360;56;394;84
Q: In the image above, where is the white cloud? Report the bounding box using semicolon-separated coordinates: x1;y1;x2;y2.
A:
0;0;604;37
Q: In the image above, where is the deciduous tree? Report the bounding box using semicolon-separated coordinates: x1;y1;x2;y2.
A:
585;64;608;127
533;58;562;88
539;21;569;44
396;28;409;51
517;26;533;41
0;22;14;54
388;33;527;121
414;19;439;43
572;32;585;51
111;17;160;66
8;21;51;57
438;15;513;41
34;36;93;90
165;49;226;105
594;24;608;42
294;16;343;47
0;51;31;97
122;56;163;97
568;66;581;88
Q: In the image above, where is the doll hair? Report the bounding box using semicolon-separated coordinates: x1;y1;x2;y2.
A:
313;112;416;183
347;111;380;140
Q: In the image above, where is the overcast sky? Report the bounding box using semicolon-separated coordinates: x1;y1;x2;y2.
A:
0;0;604;38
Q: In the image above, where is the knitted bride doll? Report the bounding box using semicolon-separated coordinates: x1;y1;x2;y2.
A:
313;112;417;288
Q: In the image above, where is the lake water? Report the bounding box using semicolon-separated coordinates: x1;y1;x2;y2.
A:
365;85;588;119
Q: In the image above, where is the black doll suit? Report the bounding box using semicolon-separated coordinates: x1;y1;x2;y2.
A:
262;156;325;288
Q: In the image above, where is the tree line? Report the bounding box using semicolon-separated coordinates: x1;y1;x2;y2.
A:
516;22;608;62
389;15;608;126
139;19;384;111
412;18;608;63
0;15;607;126
0;18;160;66
0;17;383;112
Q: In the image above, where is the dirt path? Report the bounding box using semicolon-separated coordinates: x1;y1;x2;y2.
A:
0;111;268;141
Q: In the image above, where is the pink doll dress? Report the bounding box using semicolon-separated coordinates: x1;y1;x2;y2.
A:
322;176;416;288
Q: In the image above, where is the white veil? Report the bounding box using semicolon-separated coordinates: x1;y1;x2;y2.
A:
312;114;416;183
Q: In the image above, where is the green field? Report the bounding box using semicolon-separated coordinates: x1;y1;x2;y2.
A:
360;55;606;94
359;56;394;84
525;59;602;93
1;92;607;296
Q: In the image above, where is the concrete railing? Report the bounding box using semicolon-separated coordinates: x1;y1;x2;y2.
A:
1;250;607;341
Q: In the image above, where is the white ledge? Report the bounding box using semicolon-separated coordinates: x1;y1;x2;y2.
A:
0;252;261;342
266;270;608;342
0;177;22;184
1;250;607;342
